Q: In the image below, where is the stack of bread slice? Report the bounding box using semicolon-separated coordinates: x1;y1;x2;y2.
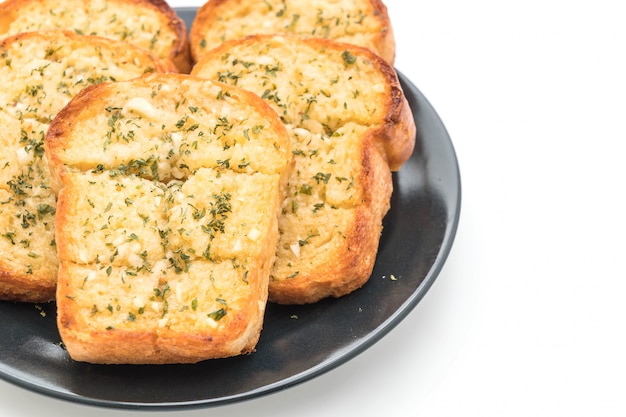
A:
0;0;416;364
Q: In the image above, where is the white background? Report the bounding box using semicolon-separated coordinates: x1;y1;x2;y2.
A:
2;0;625;415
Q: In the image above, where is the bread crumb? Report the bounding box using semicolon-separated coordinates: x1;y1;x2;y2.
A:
34;304;46;317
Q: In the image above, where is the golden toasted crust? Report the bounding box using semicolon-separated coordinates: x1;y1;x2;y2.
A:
190;0;395;65
0;0;190;72
46;73;292;364
0;269;56;303
192;35;415;304
0;30;173;303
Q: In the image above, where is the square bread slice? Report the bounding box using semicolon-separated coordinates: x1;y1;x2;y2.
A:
191;35;416;304
190;0;396;65
45;73;292;364
0;30;174;303
0;0;190;72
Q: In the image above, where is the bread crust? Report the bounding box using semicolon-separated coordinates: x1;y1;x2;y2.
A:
0;30;174;303
0;270;56;303
47;73;292;363
192;35;415;304
190;0;395;65
0;0;190;72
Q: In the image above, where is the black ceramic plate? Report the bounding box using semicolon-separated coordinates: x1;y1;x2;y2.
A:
0;8;461;410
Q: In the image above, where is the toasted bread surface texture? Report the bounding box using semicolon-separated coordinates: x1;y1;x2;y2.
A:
192;35;415;304
0;0;190;72
0;30;172;303
46;73;292;364
190;0;395;65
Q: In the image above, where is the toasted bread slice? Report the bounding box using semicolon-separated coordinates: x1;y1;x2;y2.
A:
0;0;190;72
0;30;173;303
192;35;415;304
190;0;395;65
45;73;292;364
